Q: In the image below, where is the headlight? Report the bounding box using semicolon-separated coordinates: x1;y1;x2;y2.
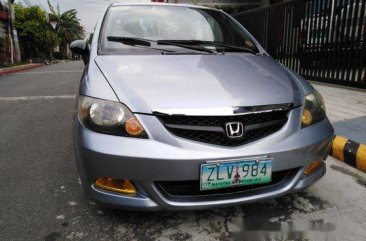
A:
78;96;148;138
301;90;326;128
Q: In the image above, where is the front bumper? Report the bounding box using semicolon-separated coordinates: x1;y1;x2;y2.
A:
87;162;326;211
74;108;333;211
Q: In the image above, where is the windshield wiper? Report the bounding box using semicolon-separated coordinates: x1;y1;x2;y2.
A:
107;36;152;47
106;37;257;55
107;36;218;54
158;40;258;54
106;36;176;53
157;40;218;54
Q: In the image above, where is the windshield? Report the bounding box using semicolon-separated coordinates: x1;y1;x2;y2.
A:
100;5;258;54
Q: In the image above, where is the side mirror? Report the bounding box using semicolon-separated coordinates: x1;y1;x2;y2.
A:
70;40;90;65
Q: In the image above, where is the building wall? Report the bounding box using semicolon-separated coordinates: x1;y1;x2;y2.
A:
0;3;10;63
0;3;9;38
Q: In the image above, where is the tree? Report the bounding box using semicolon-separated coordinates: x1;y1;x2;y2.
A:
47;0;85;58
87;33;94;45
0;36;11;65
45;30;59;59
14;4;59;61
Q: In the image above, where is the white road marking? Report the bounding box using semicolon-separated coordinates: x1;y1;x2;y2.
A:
0;95;76;101
12;70;83;74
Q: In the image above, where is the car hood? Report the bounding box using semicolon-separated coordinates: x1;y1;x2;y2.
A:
95;54;303;114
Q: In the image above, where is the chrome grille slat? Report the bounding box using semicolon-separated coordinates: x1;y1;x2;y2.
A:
165;124;225;133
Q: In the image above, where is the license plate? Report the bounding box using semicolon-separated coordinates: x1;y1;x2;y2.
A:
200;159;272;191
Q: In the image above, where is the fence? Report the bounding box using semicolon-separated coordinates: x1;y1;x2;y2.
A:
233;0;366;88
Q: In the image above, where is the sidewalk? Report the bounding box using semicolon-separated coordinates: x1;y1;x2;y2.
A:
313;82;366;144
0;63;44;76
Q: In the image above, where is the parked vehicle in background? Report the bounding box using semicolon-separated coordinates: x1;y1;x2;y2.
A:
233;0;366;86
300;2;365;69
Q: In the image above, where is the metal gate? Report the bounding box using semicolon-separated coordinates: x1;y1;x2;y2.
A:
233;0;366;88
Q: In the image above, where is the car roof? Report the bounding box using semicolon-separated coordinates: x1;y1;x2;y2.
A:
110;3;220;11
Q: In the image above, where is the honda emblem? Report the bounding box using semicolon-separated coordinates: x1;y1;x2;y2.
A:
225;122;244;139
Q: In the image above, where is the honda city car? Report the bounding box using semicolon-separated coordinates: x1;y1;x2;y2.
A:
71;3;334;210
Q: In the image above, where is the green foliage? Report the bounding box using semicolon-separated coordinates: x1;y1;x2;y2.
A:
0;36;9;64
0;36;10;53
14;4;60;60
47;0;85;43
0;37;5;51
47;0;85;58
14;2;84;60
45;30;59;58
87;33;94;44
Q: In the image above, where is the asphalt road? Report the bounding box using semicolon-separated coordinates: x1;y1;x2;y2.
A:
0;61;365;241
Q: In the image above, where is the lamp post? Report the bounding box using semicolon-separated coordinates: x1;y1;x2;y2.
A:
8;0;21;63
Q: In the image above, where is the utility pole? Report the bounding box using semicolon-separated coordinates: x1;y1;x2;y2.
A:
8;0;21;63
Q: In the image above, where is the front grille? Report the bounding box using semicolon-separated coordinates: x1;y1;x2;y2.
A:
155;169;293;198
157;109;289;146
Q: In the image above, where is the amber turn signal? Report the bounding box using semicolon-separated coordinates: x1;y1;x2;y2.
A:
95;178;136;194
125;118;144;136
301;109;313;127
304;159;323;176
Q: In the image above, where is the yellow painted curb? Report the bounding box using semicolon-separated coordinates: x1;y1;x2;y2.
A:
356;144;366;172
331;135;366;173
331;136;347;162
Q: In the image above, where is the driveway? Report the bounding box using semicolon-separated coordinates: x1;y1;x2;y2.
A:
0;61;365;241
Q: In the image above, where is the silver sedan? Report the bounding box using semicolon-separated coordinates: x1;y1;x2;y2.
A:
71;3;334;210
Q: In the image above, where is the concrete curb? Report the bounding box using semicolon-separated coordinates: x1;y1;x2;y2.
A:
0;63;44;76
331;135;366;172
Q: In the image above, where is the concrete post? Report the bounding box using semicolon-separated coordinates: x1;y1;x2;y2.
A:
8;0;21;63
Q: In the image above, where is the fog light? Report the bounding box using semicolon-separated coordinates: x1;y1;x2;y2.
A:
95;178;136;194
304;159;323;176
